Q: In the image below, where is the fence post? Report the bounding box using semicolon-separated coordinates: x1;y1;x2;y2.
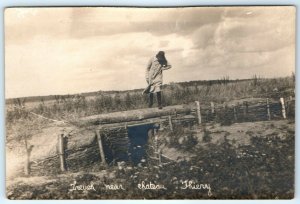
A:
266;98;271;120
152;127;159;158
158;149;162;166
287;96;293;116
243;101;248;119
24;138;33;176
147;128;155;158
168;115;173;131
195;101;201;125
233;105;237;121
58;133;66;172
280;97;287;119
96;129;107;166
223;102;227;109
210;102;215;114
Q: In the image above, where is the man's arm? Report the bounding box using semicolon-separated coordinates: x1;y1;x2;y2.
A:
162;61;172;70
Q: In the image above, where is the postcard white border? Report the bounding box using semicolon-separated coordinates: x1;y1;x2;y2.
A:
0;1;298;204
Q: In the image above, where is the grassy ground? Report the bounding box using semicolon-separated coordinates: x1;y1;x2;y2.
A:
5;76;295;199
6;120;294;199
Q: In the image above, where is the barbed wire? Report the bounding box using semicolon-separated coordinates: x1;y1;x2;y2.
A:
11;105;73;125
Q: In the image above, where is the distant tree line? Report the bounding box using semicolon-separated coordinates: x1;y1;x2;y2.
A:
6;76;295;124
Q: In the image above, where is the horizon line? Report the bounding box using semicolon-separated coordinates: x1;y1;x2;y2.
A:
5;75;293;100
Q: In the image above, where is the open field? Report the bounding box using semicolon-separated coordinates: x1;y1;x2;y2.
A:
6;76;294;121
5;76;295;199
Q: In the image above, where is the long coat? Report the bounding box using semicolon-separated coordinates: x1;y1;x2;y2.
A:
145;56;171;93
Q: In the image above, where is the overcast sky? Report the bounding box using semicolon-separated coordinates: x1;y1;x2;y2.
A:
5;7;295;98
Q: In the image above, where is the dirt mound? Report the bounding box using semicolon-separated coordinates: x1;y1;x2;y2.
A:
6;124;96;179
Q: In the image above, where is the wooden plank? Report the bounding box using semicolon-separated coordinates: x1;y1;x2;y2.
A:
77;104;193;126
97;118;166;130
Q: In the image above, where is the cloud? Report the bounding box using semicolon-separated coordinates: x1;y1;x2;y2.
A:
68;7;224;38
5;7;295;98
216;6;295;52
5;7;224;43
5;8;73;44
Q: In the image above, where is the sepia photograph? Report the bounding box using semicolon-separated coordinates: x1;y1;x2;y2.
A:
5;6;295;199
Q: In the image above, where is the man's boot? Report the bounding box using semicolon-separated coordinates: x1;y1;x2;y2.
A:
157;92;162;109
149;93;153;108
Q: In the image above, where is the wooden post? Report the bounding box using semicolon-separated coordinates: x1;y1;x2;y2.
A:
96;129;107;166
159;121;164;131
147;128;154;138
233;105;237;121
58;134;66;172
195;101;201;125
287;96;293;116
168;115;173;131
154;128;158;150
158;149;162;165
243;101;248;119
147;128;155;157
266;98;271;120
154;127;158;135
188;122;192;130
210;102;215;114
280;97;287;119
153;127;159;157
24;138;33;176
124;125;131;162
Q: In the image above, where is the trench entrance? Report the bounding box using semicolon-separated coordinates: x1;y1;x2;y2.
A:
102;124;155;165
128;124;154;165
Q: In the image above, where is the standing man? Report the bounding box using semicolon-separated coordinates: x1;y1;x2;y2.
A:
144;51;172;109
